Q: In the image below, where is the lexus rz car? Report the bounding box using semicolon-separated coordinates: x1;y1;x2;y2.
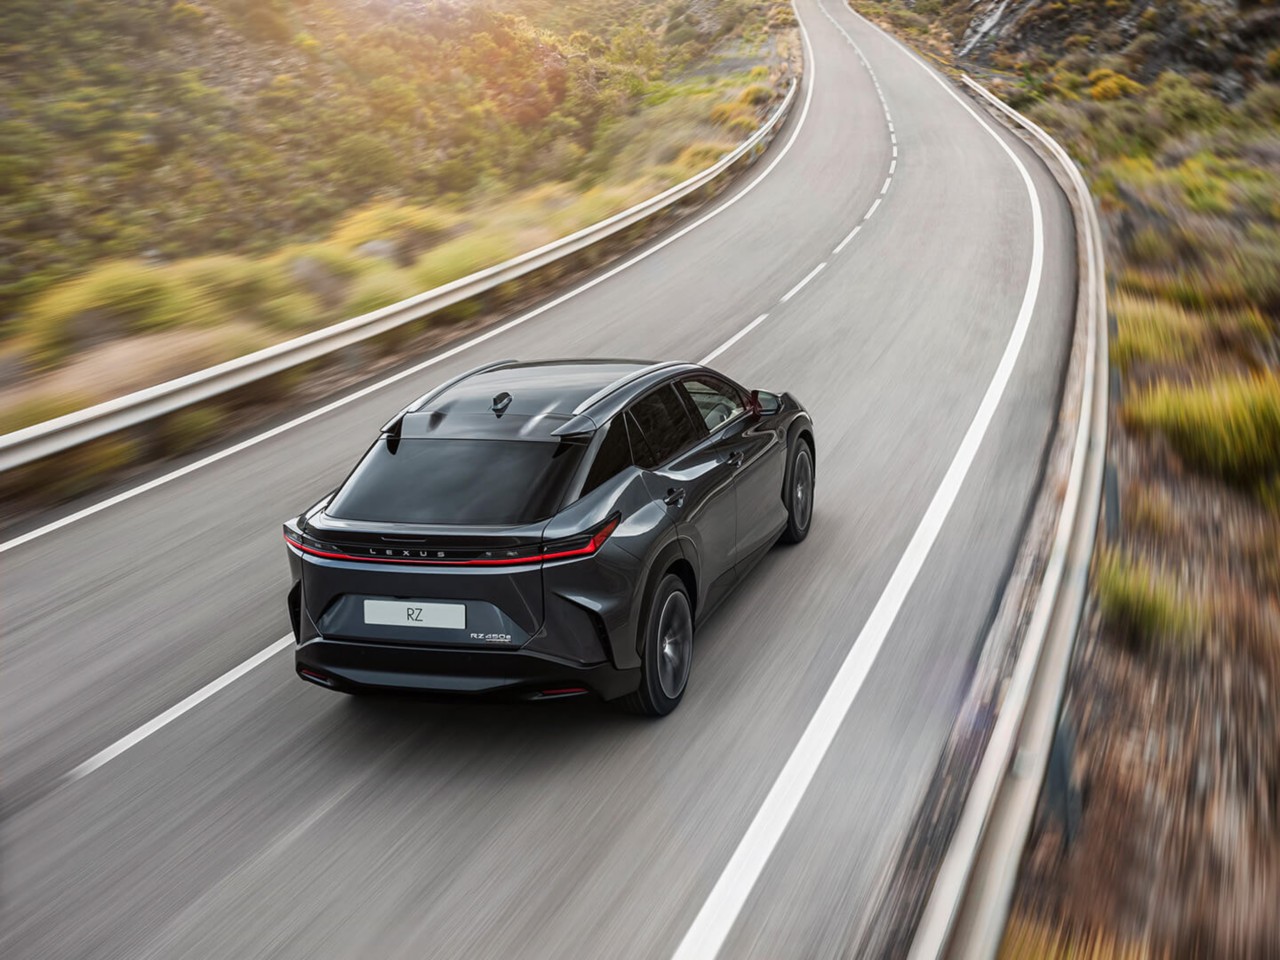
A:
283;358;814;715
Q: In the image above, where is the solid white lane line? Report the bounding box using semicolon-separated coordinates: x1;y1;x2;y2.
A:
780;262;827;303
65;635;294;783
833;224;861;255
668;0;1048;956
700;315;770;365
865;197;882;219
2;18;823;557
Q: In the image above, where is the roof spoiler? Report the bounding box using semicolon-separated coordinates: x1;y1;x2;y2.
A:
381;359;519;436
550;414;599;439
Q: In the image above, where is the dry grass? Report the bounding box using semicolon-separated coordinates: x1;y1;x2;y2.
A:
1124;373;1280;484
1095;548;1202;651
1001;912;1153;960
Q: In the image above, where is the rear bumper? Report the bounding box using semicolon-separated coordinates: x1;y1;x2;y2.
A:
296;636;640;701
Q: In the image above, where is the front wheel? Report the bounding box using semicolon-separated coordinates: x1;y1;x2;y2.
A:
779;440;814;544
619;574;694;717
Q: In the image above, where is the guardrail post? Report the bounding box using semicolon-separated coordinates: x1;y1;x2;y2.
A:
1045;713;1082;853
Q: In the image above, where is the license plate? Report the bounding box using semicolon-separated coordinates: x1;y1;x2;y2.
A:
363;599;465;630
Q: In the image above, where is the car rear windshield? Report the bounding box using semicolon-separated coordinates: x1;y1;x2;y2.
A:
327;438;584;525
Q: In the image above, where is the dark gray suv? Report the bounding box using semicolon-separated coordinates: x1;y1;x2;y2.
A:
284;358;814;715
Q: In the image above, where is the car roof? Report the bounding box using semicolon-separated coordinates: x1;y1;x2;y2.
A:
394;359;699;441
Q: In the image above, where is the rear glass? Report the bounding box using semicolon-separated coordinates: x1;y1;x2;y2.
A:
328;438;584;525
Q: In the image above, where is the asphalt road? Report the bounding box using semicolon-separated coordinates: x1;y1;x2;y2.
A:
1;2;1077;957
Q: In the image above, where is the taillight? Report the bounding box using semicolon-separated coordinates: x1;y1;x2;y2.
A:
538;515;620;562
283;514;620;567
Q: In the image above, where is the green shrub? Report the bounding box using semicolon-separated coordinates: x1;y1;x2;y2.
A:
1088;68;1145;101
1110;293;1200;369
1149;72;1226;134
710;101;754;126
1125;373;1280;484
1239;84;1280;126
56;435;139;500
1096;549;1201;650
329;202;457;257
674;142;728;173
256;291;321;330
412;233;516;291
19;260;210;364
169;255;291;315
163;405;225;455
343;270;423;316
0;391;91;433
1266;48;1280;80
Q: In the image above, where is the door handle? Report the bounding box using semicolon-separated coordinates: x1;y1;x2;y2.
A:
664;487;686;507
726;450;745;468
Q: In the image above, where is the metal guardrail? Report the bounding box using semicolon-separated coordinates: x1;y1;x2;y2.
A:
906;76;1109;959
0;78;799;474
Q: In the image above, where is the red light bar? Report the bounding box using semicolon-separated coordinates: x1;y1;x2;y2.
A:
284;516;619;568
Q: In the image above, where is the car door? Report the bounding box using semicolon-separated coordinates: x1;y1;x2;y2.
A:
625;383;739;614
677;374;787;568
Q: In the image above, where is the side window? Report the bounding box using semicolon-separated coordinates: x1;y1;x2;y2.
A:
627;385;703;468
580;417;633;497
679;376;746;431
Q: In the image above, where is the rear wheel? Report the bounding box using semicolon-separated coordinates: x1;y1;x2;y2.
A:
619;574;693;717
780;439;814;544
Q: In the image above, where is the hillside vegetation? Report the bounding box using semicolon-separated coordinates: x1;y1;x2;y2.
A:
0;0;796;425
847;0;1280;955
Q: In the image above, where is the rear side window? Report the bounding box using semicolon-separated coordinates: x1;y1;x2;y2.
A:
328;438;584;525
580;417;634;496
627;385;704;468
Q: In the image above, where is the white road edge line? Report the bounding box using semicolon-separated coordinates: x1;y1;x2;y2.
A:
65;635;294;783
667;0;1046;956
780;262;827;303
2;16;821;557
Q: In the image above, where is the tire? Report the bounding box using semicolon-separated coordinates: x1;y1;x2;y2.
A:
779;438;814;544
619;573;694;717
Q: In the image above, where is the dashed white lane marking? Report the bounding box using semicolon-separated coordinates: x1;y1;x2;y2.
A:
700;314;770;365
669;0;1048;956
833;224;862;255
65;635;295;783
817;0;896;258
781;263;827;303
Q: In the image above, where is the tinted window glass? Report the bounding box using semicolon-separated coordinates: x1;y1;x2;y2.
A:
628;385;702;468
580;417;633;496
680;376;746;430
328;438;584;525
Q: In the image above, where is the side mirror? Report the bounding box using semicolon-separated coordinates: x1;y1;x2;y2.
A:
750;389;781;416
